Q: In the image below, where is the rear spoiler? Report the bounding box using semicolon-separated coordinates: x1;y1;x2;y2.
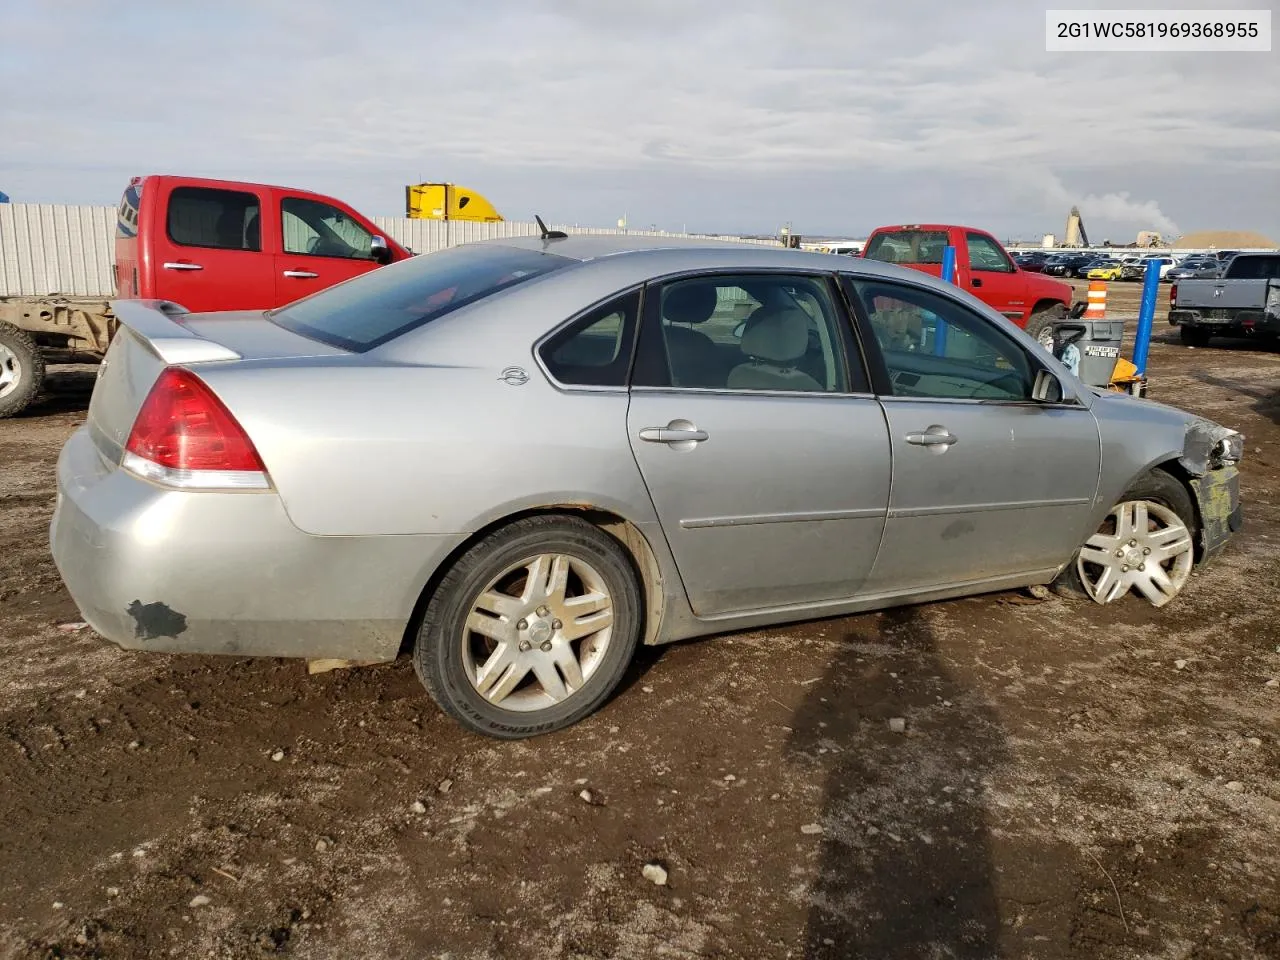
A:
110;300;242;364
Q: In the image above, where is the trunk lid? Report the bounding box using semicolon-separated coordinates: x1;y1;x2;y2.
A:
88;300;345;464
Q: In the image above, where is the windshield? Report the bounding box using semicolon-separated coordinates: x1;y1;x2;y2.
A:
270;244;573;351
863;230;950;265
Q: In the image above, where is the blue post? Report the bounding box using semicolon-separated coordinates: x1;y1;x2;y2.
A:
934;245;956;355
1132;257;1161;375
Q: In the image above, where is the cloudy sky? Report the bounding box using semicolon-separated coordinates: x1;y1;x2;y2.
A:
3;0;1277;241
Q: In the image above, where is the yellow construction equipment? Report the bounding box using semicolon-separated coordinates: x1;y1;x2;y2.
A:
404;183;503;222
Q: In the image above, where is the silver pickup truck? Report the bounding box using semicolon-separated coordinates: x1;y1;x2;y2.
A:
1169;252;1280;346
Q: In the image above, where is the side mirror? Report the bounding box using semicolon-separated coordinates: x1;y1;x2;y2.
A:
370;235;393;265
1032;369;1065;404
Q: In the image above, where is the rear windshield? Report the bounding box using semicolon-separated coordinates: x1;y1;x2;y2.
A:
270;245;573;351
863;230;950;265
1224;255;1280;280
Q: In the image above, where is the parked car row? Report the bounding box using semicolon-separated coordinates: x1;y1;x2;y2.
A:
1014;250;1238;283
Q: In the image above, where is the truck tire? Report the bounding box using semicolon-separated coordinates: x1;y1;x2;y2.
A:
1180;326;1211;347
1025;303;1067;351
0;321;45;418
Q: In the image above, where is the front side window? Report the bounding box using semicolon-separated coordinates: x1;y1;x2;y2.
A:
638;274;858;393
966;233;1014;273
539;291;640;387
270;244;572;351
282;197;375;259
849;279;1035;402
166;187;261;251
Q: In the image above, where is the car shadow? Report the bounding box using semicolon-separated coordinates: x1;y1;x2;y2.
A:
786;605;1008;958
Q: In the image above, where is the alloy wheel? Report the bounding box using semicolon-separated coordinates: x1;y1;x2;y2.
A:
0;342;21;399
461;552;614;711
1076;499;1194;607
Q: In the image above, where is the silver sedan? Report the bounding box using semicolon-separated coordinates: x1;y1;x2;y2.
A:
51;236;1244;737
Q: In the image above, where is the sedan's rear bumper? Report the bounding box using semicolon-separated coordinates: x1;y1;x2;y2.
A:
50;428;464;662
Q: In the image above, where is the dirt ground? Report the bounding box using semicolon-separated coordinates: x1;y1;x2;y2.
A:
1;283;1277;959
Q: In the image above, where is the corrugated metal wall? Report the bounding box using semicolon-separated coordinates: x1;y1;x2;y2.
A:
0;204;776;298
371;217;777;255
0;205;117;297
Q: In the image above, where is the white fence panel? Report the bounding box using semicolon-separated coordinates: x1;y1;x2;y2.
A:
0;204;117;297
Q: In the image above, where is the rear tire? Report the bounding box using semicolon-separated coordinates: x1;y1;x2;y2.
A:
1180;325;1211;347
0;321;45;418
1025;303;1067;351
414;515;643;739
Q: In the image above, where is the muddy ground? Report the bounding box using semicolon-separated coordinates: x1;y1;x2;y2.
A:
1;283;1277;959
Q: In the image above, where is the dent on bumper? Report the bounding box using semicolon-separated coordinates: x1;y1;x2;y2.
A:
51;428;465;661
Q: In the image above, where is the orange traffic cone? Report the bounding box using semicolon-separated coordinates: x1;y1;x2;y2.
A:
1086;280;1107;319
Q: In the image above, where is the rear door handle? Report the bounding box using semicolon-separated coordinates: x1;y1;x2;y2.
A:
971;277;983;287
282;270;319;279
162;261;203;271
639;427;709;444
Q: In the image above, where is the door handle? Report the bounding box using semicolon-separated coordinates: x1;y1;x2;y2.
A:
971;277;983;287
282;270;320;279
639;427;709;443
162;261;203;271
905;427;958;448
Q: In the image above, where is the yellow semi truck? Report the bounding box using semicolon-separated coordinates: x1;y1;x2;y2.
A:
404;183;504;221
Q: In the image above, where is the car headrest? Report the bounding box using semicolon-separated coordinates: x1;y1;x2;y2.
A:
740;306;809;364
663;284;717;325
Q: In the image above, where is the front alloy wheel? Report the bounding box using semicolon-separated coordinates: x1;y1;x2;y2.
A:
1076;499;1194;606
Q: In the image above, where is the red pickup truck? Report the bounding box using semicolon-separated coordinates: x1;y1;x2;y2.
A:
115;175;412;313
861;224;1074;345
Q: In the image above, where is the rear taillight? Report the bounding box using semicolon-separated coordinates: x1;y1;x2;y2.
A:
123;368;269;489
1170;283;1177;306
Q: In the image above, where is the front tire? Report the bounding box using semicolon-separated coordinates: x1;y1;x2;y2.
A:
0;321;45;418
1056;469;1196;607
1025;303;1067;351
1180;325;1211;347
414;515;643;738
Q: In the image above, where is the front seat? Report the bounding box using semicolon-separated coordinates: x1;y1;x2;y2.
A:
215;208;246;249
727;306;823;392
662;284;726;387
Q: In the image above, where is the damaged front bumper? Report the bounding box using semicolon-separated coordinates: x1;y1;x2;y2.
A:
1180;420;1244;562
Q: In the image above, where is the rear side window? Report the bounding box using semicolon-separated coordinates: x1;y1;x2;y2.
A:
863;230;950;265
270;244;572;351
167;187;261;252
539;291;640;387
1225;256;1280;280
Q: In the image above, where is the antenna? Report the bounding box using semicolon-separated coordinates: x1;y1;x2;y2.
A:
534;215;568;240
